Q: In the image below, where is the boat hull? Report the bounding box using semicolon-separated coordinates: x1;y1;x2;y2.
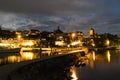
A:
0;48;21;53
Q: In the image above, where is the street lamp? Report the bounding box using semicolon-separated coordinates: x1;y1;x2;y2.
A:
17;34;21;39
106;39;110;46
71;33;76;41
16;32;22;40
72;33;75;38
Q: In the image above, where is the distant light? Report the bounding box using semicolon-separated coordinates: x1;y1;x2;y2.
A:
55;41;64;46
106;39;110;46
22;41;34;46
71;41;81;46
0;43;10;47
17;35;21;39
72;33;76;37
67;44;70;47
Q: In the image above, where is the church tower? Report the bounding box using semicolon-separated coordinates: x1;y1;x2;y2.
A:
0;26;1;30
89;28;95;37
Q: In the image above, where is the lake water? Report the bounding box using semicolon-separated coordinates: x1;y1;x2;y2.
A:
0;50;120;80
37;50;120;80
75;50;120;80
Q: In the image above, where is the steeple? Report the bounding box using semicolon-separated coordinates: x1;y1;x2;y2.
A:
89;28;95;38
57;26;60;30
54;26;63;33
0;25;1;30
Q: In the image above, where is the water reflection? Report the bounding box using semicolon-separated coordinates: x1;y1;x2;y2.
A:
21;52;87;80
0;51;49;65
88;50;113;69
92;51;96;61
70;67;78;80
88;50;113;63
1;49;120;80
20;51;39;60
0;55;20;65
77;50;120;80
0;50;68;65
106;50;111;63
7;55;21;63
87;51;96;69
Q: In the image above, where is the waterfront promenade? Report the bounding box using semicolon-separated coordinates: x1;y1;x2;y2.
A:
0;49;86;80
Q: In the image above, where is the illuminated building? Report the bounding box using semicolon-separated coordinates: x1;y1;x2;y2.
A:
54;26;69;47
23;29;40;39
70;31;85;47
89;28;95;37
0;26;13;39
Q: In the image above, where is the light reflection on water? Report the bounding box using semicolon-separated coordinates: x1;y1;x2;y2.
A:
76;50;120;80
1;49;120;80
106;50;111;63
87;50;114;69
20;51;39;60
90;50;119;63
0;50;53;65
70;67;78;80
7;55;21;63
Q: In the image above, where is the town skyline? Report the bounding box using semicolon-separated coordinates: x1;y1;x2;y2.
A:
0;25;120;37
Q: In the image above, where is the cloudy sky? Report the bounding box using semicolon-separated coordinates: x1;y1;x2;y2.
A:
0;0;120;35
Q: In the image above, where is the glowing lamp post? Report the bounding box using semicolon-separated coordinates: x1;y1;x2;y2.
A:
106;39;110;46
72;33;76;41
17;35;21;40
72;33;75;37
16;32;22;40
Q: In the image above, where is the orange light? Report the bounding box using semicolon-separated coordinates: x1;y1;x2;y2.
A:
21;52;34;60
72;33;75;37
106;39;110;46
71;67;78;80
17;35;21;39
107;50;111;63
22;41;34;46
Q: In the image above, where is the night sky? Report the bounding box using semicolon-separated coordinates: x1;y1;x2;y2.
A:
0;0;120;35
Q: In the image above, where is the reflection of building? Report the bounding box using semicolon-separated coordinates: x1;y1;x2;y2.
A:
89;51;95;69
88;50;111;69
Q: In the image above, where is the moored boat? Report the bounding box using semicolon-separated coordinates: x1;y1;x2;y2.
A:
0;47;21;53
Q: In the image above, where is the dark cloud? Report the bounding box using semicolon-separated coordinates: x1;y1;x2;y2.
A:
108;18;120;24
0;0;117;15
0;0;120;17
0;0;120;35
0;0;78;14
